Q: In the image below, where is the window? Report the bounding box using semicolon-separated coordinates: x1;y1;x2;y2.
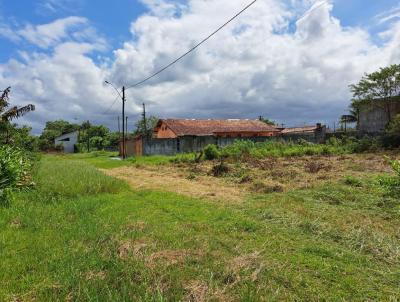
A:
59;138;70;142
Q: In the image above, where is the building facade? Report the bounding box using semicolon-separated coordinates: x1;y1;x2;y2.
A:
358;98;400;133
54;131;78;153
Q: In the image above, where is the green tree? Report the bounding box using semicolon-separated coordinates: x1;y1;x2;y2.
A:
350;64;400;122
39;120;80;151
134;115;159;138
259;117;276;126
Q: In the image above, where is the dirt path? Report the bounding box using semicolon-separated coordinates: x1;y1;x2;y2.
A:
102;165;246;203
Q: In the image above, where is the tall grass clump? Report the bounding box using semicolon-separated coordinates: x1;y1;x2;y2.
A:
0;146;33;205
32;159;126;202
378;158;400;198
217;139;349;161
203;144;220;160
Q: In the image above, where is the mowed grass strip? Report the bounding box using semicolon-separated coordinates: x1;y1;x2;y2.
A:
0;156;399;301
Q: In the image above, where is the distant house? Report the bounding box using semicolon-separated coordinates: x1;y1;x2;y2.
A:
54;131;78;153
358;97;400;133
154;119;280;138
281;124;326;143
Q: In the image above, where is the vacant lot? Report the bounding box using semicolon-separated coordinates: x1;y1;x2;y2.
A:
0;152;399;301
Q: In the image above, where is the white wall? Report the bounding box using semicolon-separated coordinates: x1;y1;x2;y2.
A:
54;132;78;153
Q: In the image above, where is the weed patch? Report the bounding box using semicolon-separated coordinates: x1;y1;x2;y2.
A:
31;158;126;202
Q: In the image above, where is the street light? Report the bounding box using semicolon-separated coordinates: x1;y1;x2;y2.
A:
105;81;126;159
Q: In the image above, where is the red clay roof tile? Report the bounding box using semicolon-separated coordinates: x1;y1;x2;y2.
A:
158;119;279;136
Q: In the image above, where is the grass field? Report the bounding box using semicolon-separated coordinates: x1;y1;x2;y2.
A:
0;152;399;301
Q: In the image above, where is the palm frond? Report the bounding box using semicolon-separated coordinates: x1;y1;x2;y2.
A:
2;104;35;122
0;87;11;112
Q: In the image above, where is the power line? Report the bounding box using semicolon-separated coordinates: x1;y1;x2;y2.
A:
102;93;120;115
103;0;327;114
125;0;258;90
297;0;329;24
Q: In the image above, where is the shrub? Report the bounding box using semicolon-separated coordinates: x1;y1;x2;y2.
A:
378;158;400;198
383;114;400;148
211;162;229;177
351;136;381;153
343;176;363;187
390;159;400;177
203;144;220;160
0;146;32;205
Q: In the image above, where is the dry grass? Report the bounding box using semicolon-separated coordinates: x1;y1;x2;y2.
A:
103;154;393;202
102;165;245;202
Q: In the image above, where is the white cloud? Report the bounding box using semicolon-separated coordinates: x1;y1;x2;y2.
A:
17;16;92;48
36;0;83;15
109;0;400;127
375;4;400;25
1;0;400;133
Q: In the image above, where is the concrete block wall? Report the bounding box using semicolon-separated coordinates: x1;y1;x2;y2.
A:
359;100;400;133
142;131;326;156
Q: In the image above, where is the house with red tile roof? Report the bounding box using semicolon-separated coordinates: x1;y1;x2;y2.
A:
154;119;280;139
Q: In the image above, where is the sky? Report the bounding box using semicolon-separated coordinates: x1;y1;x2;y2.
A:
1;0;400;133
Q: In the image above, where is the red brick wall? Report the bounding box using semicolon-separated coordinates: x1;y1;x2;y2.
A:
155;122;178;138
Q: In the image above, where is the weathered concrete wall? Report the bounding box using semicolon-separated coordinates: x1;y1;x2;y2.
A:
141;130;326;156
143;138;178;156
359;100;400;133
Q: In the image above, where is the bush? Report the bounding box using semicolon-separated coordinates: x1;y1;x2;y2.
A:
211;162;229;177
203;144;220;160
351;136;381;153
343;176;363;187
377;158;400;198
383;114;400;148
390;159;400;177
0;146;32;205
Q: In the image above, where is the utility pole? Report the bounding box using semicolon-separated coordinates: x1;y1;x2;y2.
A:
122;86;126;159
118;116;121;137
126;116;128;138
142;103;147;138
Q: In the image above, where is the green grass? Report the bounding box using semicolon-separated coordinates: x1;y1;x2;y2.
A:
0;155;399;301
50;151;193;169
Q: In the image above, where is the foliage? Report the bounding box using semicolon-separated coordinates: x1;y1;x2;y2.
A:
0;124;39;152
390;159;400;177
39;120;80;151
31;157;126;202
383;114;400;148
134;115;159;138
39;120;120;152
343;176;363;187
211;161;230;177
377;158;400;198
0;87;36;148
203;144;220;160
349;64;400;122
0;146;32;205
0;87;35;124
212;137;385;161
260;117;276;126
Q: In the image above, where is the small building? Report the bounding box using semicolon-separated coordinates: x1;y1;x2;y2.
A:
54;131;78;153
281;124;326;143
358;97;400;133
154;119;280;138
